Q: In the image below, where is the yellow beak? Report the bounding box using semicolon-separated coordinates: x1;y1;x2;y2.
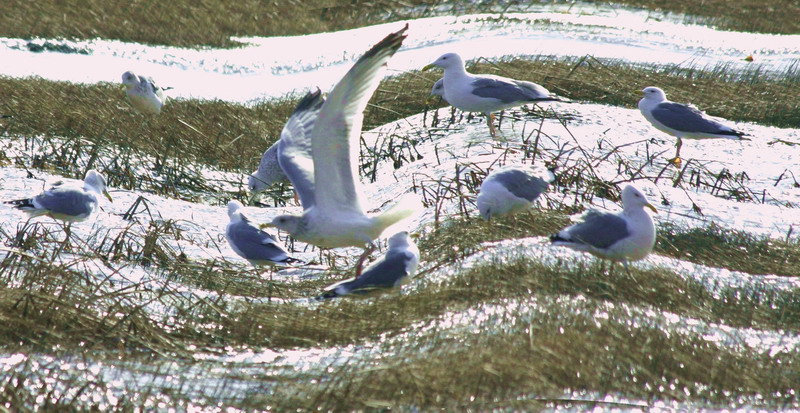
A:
422;63;437;71
103;190;113;202
645;202;658;213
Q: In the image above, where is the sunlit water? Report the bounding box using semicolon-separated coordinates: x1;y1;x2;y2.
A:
0;2;799;410
1;3;798;103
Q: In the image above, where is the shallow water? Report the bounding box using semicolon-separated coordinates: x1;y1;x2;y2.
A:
1;3;798;103
2;99;799;408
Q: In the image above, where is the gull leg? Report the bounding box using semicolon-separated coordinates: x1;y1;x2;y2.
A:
354;243;376;278
486;113;497;138
268;268;274;302
53;222;72;259
669;138;683;166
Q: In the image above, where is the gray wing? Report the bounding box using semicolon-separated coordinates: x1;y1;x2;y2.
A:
651;102;741;135
249;141;287;192
277;89;325;209
471;76;553;103
141;75;164;99
562;211;630;249
34;188;96;216
311;26;407;213
329;249;414;295
227;217;291;263
491;169;549;202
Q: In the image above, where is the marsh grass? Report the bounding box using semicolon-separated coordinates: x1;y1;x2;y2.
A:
2;3;800;409
1;0;797;48
263;300;798;410
3;55;798;203
1;201;799;409
656;222;800;277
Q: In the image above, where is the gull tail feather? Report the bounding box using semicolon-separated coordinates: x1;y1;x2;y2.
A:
373;193;422;235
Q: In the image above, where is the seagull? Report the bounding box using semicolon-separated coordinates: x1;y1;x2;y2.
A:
5;169;113;223
550;185;657;271
317;231;419;299
477;164;553;220
423;52;561;137
226;201;299;288
248;141;289;194
226;201;298;267
121;71;167;115
430;78;445;98
638;86;750;164
265;25;418;278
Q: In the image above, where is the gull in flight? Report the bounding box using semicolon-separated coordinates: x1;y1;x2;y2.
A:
266;25;418;277
423;52;561;137
248;141;288;194
638;86;750;164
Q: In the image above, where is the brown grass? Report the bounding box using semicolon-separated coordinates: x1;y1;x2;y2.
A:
1;0;797;48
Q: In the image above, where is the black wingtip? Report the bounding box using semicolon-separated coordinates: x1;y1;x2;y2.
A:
4;198;34;209
361;24;409;61
315;290;340;301
293;88;325;115
549;233;568;243
283;257;304;266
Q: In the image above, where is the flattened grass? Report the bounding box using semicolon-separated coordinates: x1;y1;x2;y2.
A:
1;204;799;409
265;304;798;410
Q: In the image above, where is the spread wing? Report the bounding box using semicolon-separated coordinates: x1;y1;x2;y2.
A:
310;25;408;213
277;89;325;209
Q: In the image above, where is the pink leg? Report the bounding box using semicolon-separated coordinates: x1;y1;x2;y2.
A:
486;114;497;138
354;243;376;278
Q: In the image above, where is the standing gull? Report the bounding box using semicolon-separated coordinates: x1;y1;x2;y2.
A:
121;71;168;115
430;78;445;98
477;164;554;220
317;231;419;299
248;141;289;194
423;52;560;137
550;185;657;270
638;86;750;164
5;169;113;223
266;25;418;277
